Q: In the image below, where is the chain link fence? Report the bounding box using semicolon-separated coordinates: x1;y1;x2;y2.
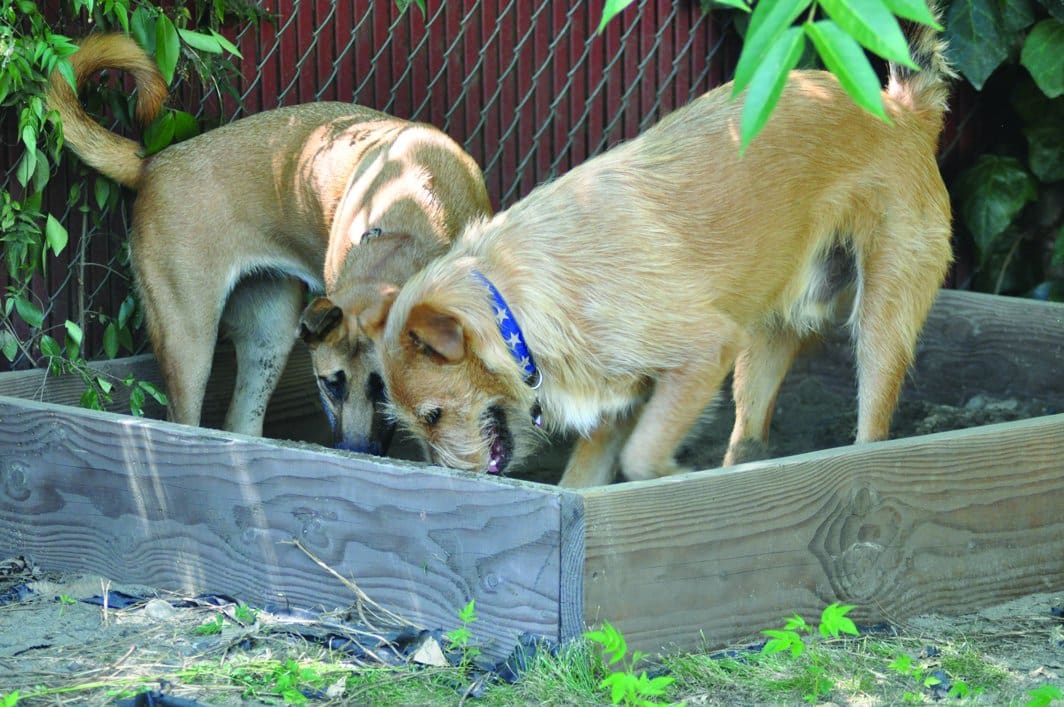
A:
1;0;982;373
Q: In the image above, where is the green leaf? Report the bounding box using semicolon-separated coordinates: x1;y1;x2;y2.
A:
1010;72;1064;178
739;25;805;153
56;57;77;92
804;20;888;120
1039;0;1064;22
396;0;427;16
1021;19;1064;97
1025;115;1064;181
1027;684;1063;707
139;380;169;405
709;0;751;11
944;0;1010;89
889;653;914;674
732;0;811;96
154;14;180;84
0;330;18;361
16;150;36;187
130;6;156;55
81;387;102;410
118;294;137;328
15;297;44;328
94;177;112;210
103;321;120;359
881;0;942;29
761;629;804;658
169;110;200;142
819;602;859;638
39;334;61;357
597;0;637;33
955;155;1037;260
143;111;175;155
45;214;68;257
208;29;243;59
64;320;83;349
1000;0;1037;33
457;599;477;624
819;0;917;67
178;28;223;54
129;385;146;416
113;2;130;33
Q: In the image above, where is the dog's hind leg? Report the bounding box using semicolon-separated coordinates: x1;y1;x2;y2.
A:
221;274;305;437
852;220;950;443
724;327;803;466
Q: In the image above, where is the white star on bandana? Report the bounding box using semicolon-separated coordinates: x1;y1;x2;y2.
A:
495;306;509;324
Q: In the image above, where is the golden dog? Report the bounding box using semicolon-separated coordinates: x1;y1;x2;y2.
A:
48;33;490;452
374;22;955;485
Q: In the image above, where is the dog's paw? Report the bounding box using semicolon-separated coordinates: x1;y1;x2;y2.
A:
723;438;772;467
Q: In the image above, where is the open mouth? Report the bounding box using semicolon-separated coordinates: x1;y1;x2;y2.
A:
482;405;513;475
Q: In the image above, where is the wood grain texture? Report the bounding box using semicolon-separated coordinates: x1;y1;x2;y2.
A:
581;413;1064;654
0;343;330;445
789;289;1064;407
0;396;563;659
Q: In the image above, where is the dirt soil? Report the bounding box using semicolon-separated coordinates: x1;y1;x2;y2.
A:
508;379;1053;485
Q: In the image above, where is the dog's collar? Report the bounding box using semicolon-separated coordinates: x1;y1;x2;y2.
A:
472;270;543;395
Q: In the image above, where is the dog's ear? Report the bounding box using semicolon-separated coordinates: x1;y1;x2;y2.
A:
357;284;398;342
406;303;465;364
299;297;344;344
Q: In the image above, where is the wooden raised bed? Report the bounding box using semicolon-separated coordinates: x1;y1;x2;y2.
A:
1;289;1062;659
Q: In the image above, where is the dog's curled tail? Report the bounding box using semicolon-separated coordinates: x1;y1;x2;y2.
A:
887;3;956;116
46;33;167;190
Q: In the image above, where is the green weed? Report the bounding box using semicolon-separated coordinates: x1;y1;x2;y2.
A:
585;620;676;706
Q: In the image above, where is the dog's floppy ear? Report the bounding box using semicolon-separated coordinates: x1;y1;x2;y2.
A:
357;284;398;342
406;303;465;364
299;297;344;344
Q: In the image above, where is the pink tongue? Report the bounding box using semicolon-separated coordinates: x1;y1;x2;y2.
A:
488;437;504;474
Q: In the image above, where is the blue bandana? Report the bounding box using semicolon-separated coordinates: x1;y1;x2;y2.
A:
472;270;540;388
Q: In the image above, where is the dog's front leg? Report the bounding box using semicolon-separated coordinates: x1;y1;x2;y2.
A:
557;413;638;488
620;335;742;482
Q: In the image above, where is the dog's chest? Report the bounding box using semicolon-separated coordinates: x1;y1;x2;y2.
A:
541;381;640;437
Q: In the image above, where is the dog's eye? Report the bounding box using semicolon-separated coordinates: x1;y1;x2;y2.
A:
420;407;442;427
319;371;347;401
365;372;386;405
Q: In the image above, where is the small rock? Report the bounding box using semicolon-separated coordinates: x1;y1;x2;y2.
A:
144;598;176;621
411;636;449;667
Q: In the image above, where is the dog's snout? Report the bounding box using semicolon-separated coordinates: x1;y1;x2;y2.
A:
365;372;386;404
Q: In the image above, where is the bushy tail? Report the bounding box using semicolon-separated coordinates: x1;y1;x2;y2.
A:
887;4;956;115
46;33;167;189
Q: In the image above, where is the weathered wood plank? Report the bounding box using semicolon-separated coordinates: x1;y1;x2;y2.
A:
790;289;1064;407
581;413;1064;654
0;343;330;445
0;396;565;659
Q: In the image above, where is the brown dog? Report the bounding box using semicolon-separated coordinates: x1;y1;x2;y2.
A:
298;184;491;452
48;33;490;451
375;22;955;485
